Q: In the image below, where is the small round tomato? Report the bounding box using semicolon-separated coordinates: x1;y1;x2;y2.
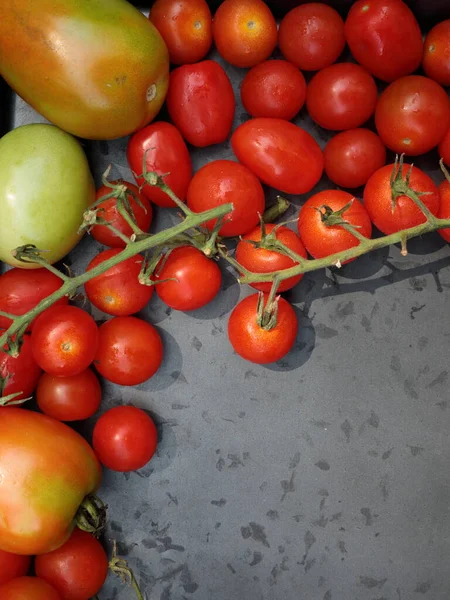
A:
364;163;440;235
0;551;30;586
31;306;99;377
236;224;307;292
324;128;386;189
306;63;378;131
0;577;62;600
35;529;108;600
213;0;277;68
438;178;450;243
92;406;158;472
149;0;212;65
298;190;372;261
279;3;345;71
85;249;153;317
155;247;222;311
231;118;324;195
422;20;450;87
240;60;306;121
1;335;41;404
166;60;235;148
186;160;265;237
94;316;163;386
228;293;298;364
439;126;450;167
127;122;192;208
90;180;152;248
375;75;450;156
36;369;101;422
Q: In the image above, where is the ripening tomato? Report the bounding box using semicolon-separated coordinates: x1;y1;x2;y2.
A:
0;577;62;600
92;406;158;472
306;63;378;131
240;60;306;120
278;3;345;71
231;118;324;195
127;122;192;208
213;0;277;68
186;160;265;237
344;0;423;83
0;551;31;586
31;306;99;377
375;76;450;156
324;129;386;189
149;0;212;65
438;178;450;243
439;126;450;167
166;61;235;147
422;20;450;87
1;335;41;404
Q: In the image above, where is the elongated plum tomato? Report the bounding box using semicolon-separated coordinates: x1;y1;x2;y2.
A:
236;224;307;292
0;408;102;555
231;118;324;195
0;577;62;600
0;550;31;585
1;335;42;404
422;20;450;87
437;178;450;243
439;127;450;167
127;122;192;208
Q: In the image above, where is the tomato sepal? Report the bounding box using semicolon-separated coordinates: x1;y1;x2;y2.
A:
390;154;436;221
75;494;107;539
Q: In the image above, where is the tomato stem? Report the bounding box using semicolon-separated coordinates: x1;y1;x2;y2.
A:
390;154;436;223
75;494;107;538
109;540;145;600
11;245;70;282
262;195;290;224
440;158;450;184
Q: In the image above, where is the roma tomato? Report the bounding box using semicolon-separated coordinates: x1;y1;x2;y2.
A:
363;162;440;235
306;63;378;131
36;369;101;422
31;306;99;377
90;180;152;248
149;0;212;65
375;75;450;156
231;118;324;195
1;335;41;404
186;160;265;237
344;0;423;83
228;293;298;364
439;126;450;167
213;0;277;68
166;61;235;147
127;122;192;208
279;3;345;71
298;190;372;261
0;551;31;586
438;179;450;243
423;20;450;87
0;577;62;600
240;60;306;120
0;408;101;555
236;224;307;292
35;529;108;600
94;316;163;386
92;406;158;472
324;129;386;189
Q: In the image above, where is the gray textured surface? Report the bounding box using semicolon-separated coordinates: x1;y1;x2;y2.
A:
4;24;450;600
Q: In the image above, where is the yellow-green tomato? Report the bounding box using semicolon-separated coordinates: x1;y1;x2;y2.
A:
0;124;95;269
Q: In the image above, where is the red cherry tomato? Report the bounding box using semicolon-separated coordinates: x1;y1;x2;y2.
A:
31;306;99;377
92;406;158;472
0;550;30;586
231;118;324;195
186;160;265;237
306;63;378;131
166;60;235;148
438;178;450;243
240;60;306;121
422;19;450;87
0;577;62;600
324;128;386;189
94;316;163;386
439;127;450;167
1;335;41;404
127;122;192;208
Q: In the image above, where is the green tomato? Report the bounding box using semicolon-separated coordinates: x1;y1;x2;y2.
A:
0;124;95;269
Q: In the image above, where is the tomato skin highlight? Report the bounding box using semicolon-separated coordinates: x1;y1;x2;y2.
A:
1;335;42;403
438;180;450;243
422;20;450;87
0;550;31;586
0;576;62;600
439;127;450;167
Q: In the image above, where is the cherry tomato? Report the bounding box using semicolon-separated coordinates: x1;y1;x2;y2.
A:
323;128;386;189
94;316;163;386
127;122;192;208
186;160;265;237
306;63;377;131
213;0;277;68
0;577;62;600
439;126;450;167
90;180;152;248
236;224;307;292
363;163;440;235
36;369;101;422
375;75;450;156
298;190;372;262
0;551;30;586
166;60;235;148
438;178;450;243
422;20;450;87
240;60;306;121
231;118;324;195
155;246;222;311
92;406;158;472
228;293;298;364
344;0;423;83
149;0;212;65
31;306;99;377
279;3;345;71
35;529;108;600
1;335;41;404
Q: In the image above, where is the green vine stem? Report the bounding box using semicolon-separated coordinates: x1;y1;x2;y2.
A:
109;540;145;600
